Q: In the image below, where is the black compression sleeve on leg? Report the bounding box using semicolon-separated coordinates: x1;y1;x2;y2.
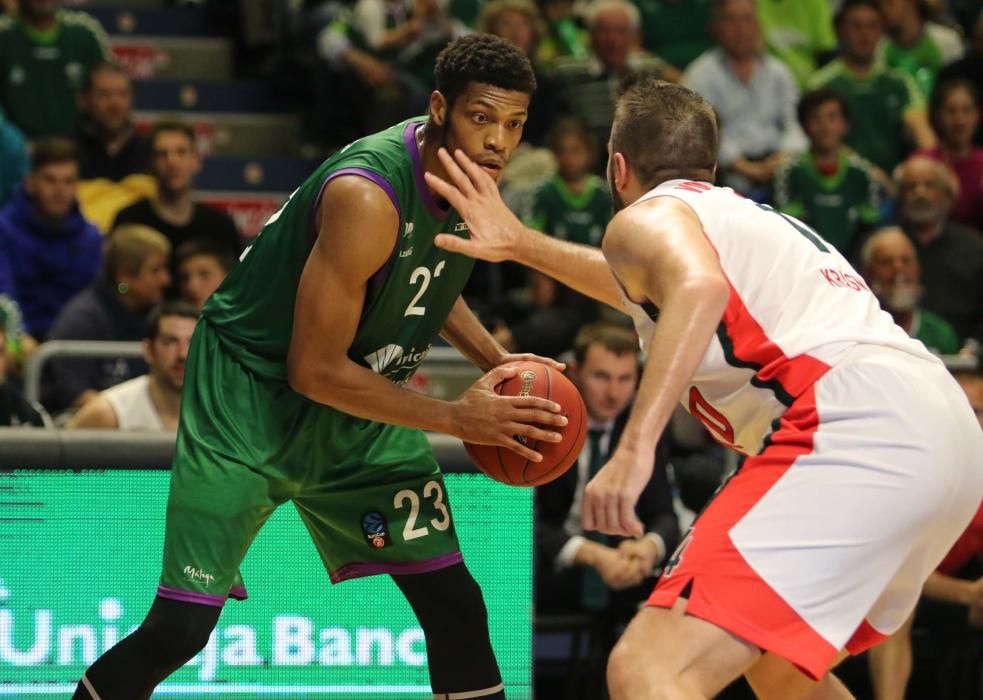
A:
72;596;222;700
392;563;505;698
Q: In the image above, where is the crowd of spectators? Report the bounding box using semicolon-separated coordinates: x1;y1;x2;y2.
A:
0;0;981;697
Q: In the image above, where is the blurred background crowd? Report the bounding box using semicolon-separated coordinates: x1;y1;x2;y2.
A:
0;0;981;698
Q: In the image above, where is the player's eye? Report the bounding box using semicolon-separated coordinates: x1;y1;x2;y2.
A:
508;120;524;129
472;113;489;124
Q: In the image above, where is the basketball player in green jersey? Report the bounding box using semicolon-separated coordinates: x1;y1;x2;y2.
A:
74;35;566;700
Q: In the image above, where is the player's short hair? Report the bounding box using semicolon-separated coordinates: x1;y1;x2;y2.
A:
434;34;537;110
30;137;79;172
835;0;882;27
611;73;718;189
175;238;238;273
103;224;172;285
573;322;639;365
81;60;129;93
797;88;850;128
929;78;981;136
148;119;196;151
146;300;200;341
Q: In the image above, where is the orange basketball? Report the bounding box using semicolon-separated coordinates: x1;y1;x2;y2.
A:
465;361;587;487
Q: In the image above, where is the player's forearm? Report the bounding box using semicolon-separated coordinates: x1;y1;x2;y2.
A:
922;571;976;606
617;279;729;456
289;359;455;434
440;297;506;372
511;227;624;310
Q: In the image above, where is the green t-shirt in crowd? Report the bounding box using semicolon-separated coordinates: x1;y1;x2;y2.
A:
912;308;961;355
808;59;923;173
774;149;881;256
0;10;109;139
879;22;966;96
757;0;837;87
526;174;611;247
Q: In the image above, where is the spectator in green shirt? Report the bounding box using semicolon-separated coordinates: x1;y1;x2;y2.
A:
878;0;965;96
634;0;713;73
774;88;882;257
757;0;838;87
526;117;611;247
861;226;960;354
0;0;110;140
809;0;936;173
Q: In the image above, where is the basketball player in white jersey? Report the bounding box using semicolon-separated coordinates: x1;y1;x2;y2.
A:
425;75;983;699
67;301;199;431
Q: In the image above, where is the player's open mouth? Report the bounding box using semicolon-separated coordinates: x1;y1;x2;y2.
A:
479;162;503;175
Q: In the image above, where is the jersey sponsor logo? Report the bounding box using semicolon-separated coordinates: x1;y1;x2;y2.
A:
819;268;869;292
364;344;432;379
403;222;415;238
360;511;393;548
183;565;216;588
399;247;414;258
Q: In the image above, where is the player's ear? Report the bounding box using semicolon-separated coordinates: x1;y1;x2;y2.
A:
430;91;448;128
612;152;630;192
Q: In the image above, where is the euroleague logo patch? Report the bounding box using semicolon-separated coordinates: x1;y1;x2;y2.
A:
361;511;393;548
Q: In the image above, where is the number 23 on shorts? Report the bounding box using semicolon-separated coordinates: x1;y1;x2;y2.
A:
393;479;451;541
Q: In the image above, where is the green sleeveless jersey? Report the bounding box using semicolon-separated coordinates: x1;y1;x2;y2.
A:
202;118;473;387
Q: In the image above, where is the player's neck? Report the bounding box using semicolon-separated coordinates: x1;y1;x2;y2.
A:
417;124;451;206
148;374;181;429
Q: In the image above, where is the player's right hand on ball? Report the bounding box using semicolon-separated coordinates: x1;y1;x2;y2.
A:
451;363;567;462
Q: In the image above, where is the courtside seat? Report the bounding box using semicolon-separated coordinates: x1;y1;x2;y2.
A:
111;37;232;81
132;79;281;113
132;110;301;157
88;5;216;37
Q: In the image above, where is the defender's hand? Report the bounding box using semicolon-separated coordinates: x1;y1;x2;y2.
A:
424;148;523;263
582;448;653;537
451;363;567;462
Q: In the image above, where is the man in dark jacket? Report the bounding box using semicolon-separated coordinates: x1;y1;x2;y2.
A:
536;323;680;616
0;138;102;341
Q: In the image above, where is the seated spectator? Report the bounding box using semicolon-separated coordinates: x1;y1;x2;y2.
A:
0;304;45;427
67;301;198;430
536;323;679;629
635;0;713;74
867;362;983;700
0;105;27;208
809;0;936;174
175;239;236;310
554;0;674;152
878;0;964;96
0;0;110;140
936;10;983;142
0;138;101;341
757;0;837;87
112;121;240;291
895;156;983;353
683;0;806;198
915;79;983;231
774;89;881;257
525;118;611;247
42;224;171;413
76;61;148;182
477;0;557;146
860;226;960;354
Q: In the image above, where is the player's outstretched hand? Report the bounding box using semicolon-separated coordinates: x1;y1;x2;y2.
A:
495;353;565;373
451;363;567;463
582;448;652;537
424;148;523;263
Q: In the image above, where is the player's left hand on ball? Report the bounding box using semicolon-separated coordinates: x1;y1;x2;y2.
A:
495;353;565;373
582;448;653;537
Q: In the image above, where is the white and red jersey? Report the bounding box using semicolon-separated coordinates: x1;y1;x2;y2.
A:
621;179;940;456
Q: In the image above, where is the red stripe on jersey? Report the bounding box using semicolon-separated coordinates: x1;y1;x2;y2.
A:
648;386;838;680
721;282;831;400
845;620;888;656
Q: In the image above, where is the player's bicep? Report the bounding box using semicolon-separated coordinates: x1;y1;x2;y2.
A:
287;176;398;389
